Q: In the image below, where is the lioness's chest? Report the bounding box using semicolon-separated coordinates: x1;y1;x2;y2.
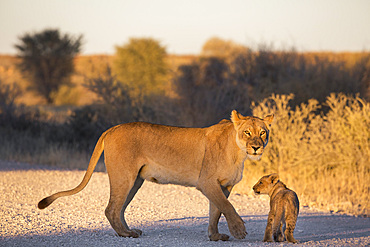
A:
219;161;245;187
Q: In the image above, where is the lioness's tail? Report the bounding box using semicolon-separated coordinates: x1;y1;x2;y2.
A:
38;131;107;209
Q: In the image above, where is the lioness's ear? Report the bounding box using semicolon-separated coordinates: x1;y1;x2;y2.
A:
270;173;279;184
231;110;243;125
263;114;274;130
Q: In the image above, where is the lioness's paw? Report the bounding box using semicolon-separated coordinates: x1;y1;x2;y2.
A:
131;228;143;236
117;230;141;238
127;230;141;238
209;233;230;241
228;219;247;239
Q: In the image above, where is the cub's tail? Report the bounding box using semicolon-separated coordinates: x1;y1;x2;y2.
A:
38;131;107;209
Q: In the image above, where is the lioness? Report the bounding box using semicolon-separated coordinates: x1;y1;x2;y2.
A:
38;110;273;241
253;173;299;243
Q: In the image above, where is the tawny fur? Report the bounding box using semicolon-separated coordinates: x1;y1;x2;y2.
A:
253;173;299;243
38;110;273;241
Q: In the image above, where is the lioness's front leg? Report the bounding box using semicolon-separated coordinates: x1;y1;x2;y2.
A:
197;180;246;240
208;185;232;241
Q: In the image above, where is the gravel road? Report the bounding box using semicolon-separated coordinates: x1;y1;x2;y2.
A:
1;160;369;246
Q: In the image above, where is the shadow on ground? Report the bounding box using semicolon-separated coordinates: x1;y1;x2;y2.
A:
2;213;369;247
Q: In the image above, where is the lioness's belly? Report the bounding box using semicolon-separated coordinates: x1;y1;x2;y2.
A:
139;162;200;187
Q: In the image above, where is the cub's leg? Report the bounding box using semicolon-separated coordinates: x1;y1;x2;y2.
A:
272;209;284;242
263;211;274;242
105;163;142;238
285;214;298;243
275;222;286;242
208;186;231;241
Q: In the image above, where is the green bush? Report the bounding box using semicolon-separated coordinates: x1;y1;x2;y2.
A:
113;38;168;97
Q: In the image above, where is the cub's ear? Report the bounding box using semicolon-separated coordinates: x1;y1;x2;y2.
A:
263;114;274;130
269;173;279;184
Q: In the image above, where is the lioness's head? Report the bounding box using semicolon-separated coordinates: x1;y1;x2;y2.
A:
252;173;279;195
231;110;274;160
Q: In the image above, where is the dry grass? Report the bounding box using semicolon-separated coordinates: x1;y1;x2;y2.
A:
0;126;105;171
235;94;369;216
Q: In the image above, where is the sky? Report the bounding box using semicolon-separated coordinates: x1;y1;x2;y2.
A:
0;0;370;55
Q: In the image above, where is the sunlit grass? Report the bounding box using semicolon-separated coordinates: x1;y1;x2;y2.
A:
235;94;369;216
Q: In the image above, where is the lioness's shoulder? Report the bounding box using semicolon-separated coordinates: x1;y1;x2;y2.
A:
218;119;231;124
202;119;234;143
214;119;233;128
206;119;233;131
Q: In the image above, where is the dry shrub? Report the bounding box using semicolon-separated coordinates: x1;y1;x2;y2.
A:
236;94;369;216
0;79;22;123
0;126;105;171
174;57;251;127
83;64;179;126
51;84;82;106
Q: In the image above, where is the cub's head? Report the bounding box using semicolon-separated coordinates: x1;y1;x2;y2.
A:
231;110;274;160
252;173;279;195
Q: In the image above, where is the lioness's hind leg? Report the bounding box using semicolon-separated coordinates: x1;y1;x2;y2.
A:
105;171;140;238
120;176;144;236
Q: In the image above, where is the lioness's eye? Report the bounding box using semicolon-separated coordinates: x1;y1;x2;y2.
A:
244;131;251;136
260;130;266;136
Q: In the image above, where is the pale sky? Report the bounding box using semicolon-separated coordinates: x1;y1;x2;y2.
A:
0;0;369;55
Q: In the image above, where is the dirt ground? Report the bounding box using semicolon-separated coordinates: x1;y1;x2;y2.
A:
1;160;369;247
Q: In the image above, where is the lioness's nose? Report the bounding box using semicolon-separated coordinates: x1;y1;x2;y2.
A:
252;146;260;152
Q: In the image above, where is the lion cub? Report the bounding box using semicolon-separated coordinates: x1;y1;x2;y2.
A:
253;173;299;243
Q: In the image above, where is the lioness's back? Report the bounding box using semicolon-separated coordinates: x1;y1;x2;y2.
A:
104;121;235;152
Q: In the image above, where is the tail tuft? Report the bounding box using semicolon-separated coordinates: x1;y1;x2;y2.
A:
38;131;106;210
38;197;54;209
